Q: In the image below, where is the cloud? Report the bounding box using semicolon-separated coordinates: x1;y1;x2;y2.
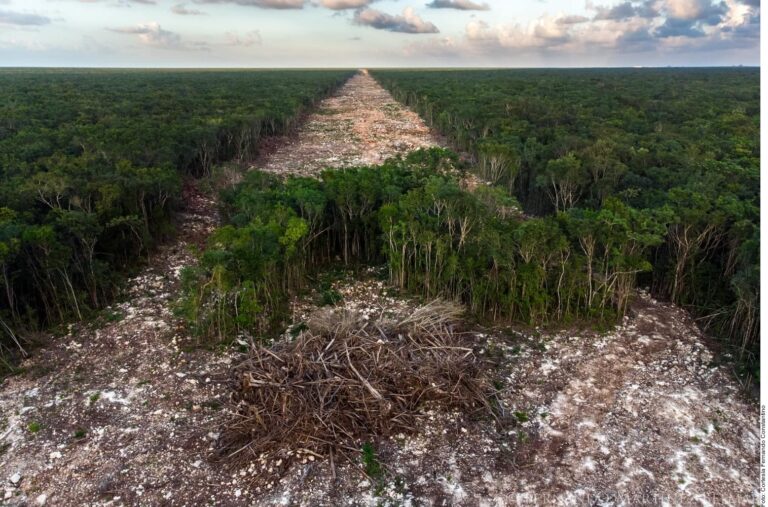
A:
593;2;642;21
589;0;659;21
664;0;727;22
192;0;304;8
426;0;489;11
109;22;194;49
0;10;51;25
465;16;572;50
225;29;262;46
614;26;655;49
78;0;158;4
318;0;374;9
407;0;759;61
654;17;706;36
353;7;439;33
403;36;460;57
557;15;590;25
172;3;206;14
720;0;759;38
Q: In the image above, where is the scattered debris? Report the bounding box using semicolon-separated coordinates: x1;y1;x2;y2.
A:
255;71;443;178
219;301;494;480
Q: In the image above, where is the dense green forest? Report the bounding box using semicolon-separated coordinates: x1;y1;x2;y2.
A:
371;68;759;380
0;69;352;369
1;68;759;385
181;149;664;343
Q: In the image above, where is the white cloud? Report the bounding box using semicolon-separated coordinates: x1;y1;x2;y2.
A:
354;7;439;33
317;0;373;9
172;3;206;14
0;9;51;25
192;0;304;8
76;0;158;4
404;0;759;61
225;29;261;46
465;16;571;50
720;0;752;26
403;36;460;56
109;22;194;49
426;0;490;11
664;0;722;20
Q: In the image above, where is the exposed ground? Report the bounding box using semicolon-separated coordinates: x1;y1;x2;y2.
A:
0;72;759;507
254;70;443;177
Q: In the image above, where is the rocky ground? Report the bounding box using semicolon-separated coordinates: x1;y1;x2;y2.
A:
245;275;760;507
0;72;759;506
254;70;443;177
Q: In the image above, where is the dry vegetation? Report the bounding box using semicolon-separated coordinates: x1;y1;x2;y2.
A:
219;302;494;476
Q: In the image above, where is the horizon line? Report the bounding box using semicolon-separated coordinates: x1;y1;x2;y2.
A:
0;64;759;71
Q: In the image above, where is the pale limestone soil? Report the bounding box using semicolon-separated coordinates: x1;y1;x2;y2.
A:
488;292;759;506
254;70;444;177
228;282;760;507
0;184;245;507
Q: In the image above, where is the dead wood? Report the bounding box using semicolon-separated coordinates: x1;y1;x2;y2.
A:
217;301;494;472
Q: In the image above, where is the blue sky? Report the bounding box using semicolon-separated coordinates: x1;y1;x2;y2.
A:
0;0;760;67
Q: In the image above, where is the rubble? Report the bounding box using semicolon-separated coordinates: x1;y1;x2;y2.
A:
255;70;443;178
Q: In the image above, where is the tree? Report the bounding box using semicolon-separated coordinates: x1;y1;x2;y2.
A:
537;153;587;212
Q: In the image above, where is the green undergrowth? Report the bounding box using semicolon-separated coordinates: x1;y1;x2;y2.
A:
373;68;759;385
178;147;665;345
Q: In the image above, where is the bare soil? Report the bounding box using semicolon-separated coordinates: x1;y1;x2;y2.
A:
254;70;443;177
0;72;759;507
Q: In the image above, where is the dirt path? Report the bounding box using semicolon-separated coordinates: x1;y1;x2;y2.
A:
0;72;759;507
255;70;442;177
0;183;240;506
490;293;759;505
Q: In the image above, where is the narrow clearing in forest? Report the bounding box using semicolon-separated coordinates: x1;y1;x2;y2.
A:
255;70;442;177
0;72;759;507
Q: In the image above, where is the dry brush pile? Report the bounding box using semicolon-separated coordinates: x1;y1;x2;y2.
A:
217;301;496;475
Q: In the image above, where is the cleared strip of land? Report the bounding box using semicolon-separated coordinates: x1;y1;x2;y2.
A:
256;70;443;177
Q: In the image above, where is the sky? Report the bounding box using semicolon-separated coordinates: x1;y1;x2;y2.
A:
0;0;760;67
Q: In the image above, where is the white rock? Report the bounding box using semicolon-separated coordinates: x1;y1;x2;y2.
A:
9;472;22;485
36;493;48;505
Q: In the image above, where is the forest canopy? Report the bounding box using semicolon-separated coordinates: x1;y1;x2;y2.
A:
371;68;759;380
0;69;352;369
182;149;664;345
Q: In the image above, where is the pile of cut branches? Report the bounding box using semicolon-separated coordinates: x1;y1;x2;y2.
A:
218;301;494;471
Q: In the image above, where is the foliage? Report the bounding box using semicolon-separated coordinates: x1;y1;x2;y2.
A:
181;149;664;341
179;151;440;340
372;69;759;380
361;442;383;479
0;69;352;369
